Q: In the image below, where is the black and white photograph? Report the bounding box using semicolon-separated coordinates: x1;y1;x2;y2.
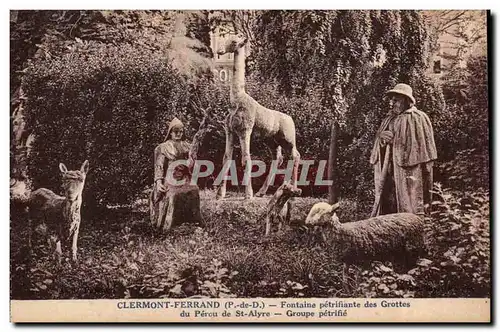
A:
9;9;490;322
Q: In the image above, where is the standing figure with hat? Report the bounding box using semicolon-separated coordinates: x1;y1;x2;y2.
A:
369;83;437;218
150;117;194;230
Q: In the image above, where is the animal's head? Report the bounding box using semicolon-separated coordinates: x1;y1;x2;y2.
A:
11;111;26;144
59;160;89;201
217;35;248;56
277;181;302;199
10;178;29;202
304;202;340;227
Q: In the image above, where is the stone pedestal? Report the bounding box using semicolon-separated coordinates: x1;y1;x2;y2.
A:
150;184;202;231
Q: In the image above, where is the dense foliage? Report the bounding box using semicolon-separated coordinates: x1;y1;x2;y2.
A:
433;55;489;190
10;11;182;101
356;184;489;297
24;41;230;208
249;10;445;200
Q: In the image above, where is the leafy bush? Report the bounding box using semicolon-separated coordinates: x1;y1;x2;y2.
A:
356;262;417;298
198;258;238;298
438;148;489;191
355;183;490;298
416;184;490;297
434;54;488;184
23;42;229;209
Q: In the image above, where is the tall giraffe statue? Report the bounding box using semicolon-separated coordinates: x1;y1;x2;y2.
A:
215;35;301;200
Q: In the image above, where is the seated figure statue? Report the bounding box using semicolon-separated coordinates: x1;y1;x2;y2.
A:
150;117;201;231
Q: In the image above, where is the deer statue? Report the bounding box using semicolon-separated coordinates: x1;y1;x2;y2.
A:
28;160;89;263
215;35;301;200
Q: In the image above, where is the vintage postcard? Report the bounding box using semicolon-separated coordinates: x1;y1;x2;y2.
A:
9;9;490;323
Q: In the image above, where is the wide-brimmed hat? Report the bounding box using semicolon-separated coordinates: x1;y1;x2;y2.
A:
386;83;416;104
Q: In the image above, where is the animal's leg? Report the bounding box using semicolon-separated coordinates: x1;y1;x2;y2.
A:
255;166;274;197
276;146;284;167
291;146;301;189
149;187;156;225
285;201;292;226
216;124;234;200
255;146;283;197
265;216;271;236
71;223;80;262
55;239;62;265
27;207;41;259
277;214;284;233
255;174;271;197
342;263;350;294
239;130;253;199
278;202;291;233
321;231;328;243
28;217;33;256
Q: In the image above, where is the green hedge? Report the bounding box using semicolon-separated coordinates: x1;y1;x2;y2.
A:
24;42;229;209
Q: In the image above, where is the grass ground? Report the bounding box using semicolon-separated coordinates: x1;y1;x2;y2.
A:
10;190;370;299
10;187;490;299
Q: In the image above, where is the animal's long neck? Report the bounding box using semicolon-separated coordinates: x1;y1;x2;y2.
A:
63;193;82;233
231;47;246;98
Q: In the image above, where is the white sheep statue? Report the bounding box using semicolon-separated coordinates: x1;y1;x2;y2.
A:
304;202;426;269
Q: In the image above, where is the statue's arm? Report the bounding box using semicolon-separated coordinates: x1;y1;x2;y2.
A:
154;146;166;184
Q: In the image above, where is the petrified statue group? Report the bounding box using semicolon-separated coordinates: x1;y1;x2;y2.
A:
21;34;437;270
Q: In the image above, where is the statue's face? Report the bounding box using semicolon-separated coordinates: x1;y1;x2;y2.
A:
170;127;184;141
388;94;406;115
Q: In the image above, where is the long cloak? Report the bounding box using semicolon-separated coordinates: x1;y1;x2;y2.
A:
370;107;437;216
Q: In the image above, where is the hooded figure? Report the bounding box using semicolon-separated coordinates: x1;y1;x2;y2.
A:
370;83;437;217
151;117;192;229
154;117;191;183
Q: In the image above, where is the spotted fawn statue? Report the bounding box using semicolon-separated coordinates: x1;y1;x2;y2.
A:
28;160;89;263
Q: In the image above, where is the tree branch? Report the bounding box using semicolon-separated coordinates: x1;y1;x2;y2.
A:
187;95;213;170
438;11;468;33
